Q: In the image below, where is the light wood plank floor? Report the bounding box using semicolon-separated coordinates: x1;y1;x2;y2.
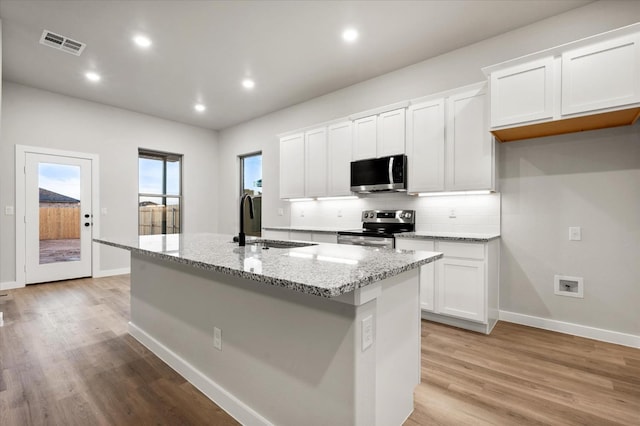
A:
0;276;638;425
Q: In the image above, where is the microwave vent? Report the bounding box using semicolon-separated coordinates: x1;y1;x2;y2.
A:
40;30;86;56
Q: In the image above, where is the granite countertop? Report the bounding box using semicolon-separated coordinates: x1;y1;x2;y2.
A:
262;226;345;234
94;233;442;298
395;231;501;242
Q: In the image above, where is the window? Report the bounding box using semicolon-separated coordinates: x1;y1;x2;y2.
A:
240;152;262;236
138;149;182;235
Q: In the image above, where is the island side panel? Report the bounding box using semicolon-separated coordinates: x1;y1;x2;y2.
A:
375;267;421;425
128;252;375;426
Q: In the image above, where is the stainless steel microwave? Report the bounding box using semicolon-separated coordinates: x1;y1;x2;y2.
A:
350;154;407;193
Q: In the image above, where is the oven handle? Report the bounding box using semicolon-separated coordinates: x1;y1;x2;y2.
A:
337;237;394;247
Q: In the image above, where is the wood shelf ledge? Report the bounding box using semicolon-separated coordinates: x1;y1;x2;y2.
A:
492;107;640;143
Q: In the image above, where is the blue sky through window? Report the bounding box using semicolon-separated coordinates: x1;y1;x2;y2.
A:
39;163;81;200
243;154;262;195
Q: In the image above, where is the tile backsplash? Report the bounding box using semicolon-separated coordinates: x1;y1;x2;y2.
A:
289;192;501;233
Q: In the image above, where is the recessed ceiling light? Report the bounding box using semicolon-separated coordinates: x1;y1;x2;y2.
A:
133;34;152;48
242;79;255;89
194;103;206;112
85;71;101;82
342;28;359;43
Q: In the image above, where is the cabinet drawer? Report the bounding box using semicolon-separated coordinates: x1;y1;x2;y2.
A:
289;231;313;242
395;239;435;252
437;241;485;260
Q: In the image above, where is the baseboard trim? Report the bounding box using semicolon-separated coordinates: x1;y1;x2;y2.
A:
128;322;273;426
499;310;640;349
93;267;130;278
0;281;24;291
421;311;490;334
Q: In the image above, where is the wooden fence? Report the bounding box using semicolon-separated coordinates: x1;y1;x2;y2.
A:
139;205;180;235
39;207;80;240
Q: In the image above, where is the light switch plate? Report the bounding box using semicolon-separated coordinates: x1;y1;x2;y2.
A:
569;226;581;241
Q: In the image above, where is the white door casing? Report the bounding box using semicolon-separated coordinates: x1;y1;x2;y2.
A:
15;145;100;287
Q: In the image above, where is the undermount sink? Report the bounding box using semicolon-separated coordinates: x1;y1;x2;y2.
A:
246;240;317;249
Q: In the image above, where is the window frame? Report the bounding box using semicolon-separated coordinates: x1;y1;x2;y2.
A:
138;148;183;235
239;151;262;197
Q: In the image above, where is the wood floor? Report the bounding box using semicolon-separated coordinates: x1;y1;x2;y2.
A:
0;276;638;425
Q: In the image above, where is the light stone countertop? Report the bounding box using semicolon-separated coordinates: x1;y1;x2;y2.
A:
395;231;501;242
94;233;442;298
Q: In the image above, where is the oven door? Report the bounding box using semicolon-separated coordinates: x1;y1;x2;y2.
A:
337;234;395;249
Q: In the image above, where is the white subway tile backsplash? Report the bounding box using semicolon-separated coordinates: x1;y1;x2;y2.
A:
289;193;501;234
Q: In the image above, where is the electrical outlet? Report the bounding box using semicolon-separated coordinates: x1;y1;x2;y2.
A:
449;209;456;219
101;207;108;215
569;227;581;241
277;208;284;216
361;315;373;351
337;209;342;217
300;210;305;217
213;327;222;351
4;206;14;216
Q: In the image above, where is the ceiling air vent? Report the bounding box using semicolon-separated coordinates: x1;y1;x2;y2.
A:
39;30;86;56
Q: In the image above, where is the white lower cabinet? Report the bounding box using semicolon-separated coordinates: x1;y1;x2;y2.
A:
393;239;435;311
396;238;500;334
262;229;337;244
262;229;290;240
311;233;338;244
437;257;485;322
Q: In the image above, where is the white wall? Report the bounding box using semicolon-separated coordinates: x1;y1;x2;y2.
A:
500;125;640;336
0;82;219;283
217;1;640;337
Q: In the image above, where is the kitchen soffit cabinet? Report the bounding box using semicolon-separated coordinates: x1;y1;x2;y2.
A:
352;108;406;161
484;24;640;143
406;83;495;194
279;121;352;200
395;238;499;334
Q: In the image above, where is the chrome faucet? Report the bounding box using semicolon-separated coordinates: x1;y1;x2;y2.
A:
238;193;254;246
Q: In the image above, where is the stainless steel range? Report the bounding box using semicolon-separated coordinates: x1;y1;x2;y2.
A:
337;210;415;249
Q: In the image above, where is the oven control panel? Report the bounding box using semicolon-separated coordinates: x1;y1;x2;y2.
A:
361;210;415;223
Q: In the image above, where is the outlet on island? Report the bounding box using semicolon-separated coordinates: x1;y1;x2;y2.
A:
214;326;222;351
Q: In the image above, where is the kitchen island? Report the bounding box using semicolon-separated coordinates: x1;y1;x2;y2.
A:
95;233;442;426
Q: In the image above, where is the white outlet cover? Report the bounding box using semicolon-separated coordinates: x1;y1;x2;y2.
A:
362;315;373;351
4;206;14;215
569;226;581;241
213;327;222;351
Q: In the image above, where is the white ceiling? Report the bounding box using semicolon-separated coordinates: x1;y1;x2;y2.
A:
0;0;592;131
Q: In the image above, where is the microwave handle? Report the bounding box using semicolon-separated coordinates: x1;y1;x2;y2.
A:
388;156;394;184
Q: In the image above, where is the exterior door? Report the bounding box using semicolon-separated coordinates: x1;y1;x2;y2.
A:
25;153;93;284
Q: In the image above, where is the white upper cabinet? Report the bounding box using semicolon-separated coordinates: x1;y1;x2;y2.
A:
327;121;353;196
406;99;445;193
484;24;640;142
377;108;406;157
352;115;378;160
562;33;640;115
304;127;328;197
352;108;406;160
446;87;494;191
490;57;556;128
279;133;305;199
